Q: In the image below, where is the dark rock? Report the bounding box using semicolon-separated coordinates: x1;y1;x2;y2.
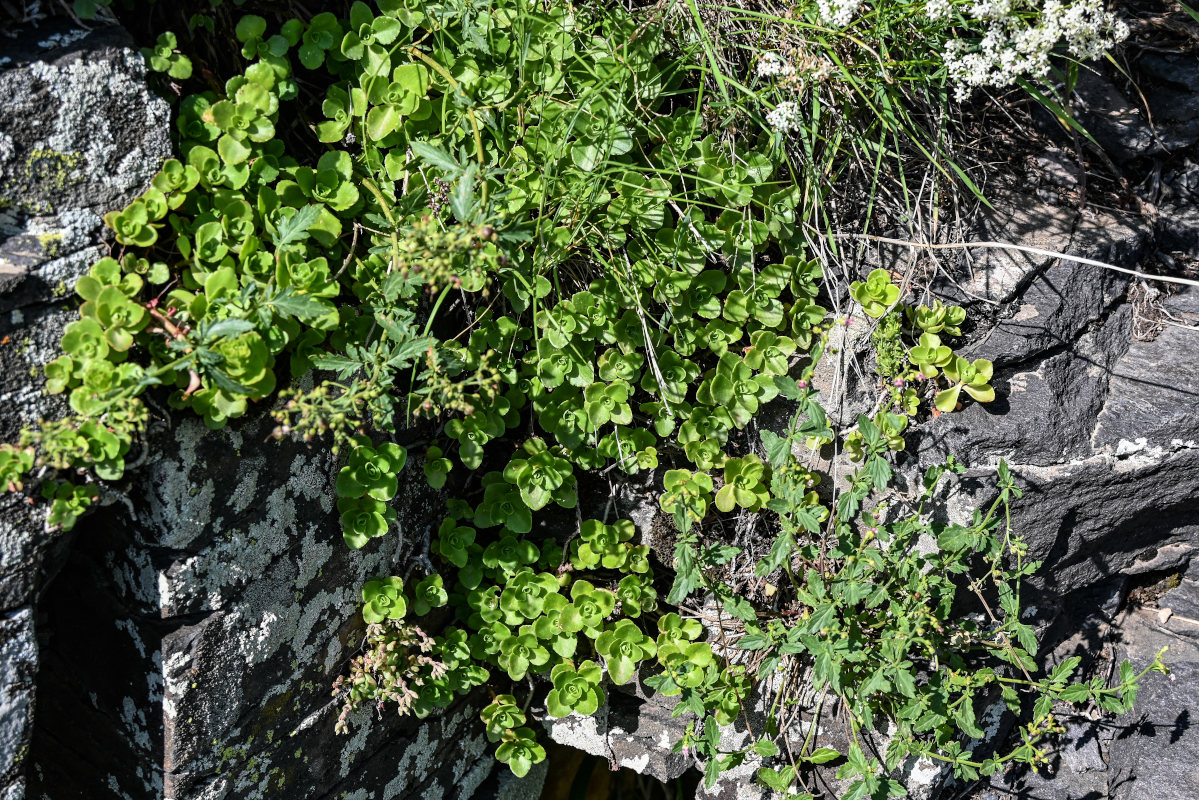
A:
0;21;171;800
542;685;694;782
1092;288;1199;451
924;295;1199;622
0;22;169;222
1105;576;1199;800
1139;54;1199;151
1072;71;1160;161
0;609;35;796
1157;200;1199;253
1035;149;1083;190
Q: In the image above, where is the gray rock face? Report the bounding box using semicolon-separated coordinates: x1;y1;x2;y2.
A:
1071;71;1160;161
0;610;35;790
542;687;693;781
0;22;169;226
0;20;172;800
1105;561;1199;800
913;194;1199;636
980;574;1199;800
0;19;525;800
1139;54;1199;152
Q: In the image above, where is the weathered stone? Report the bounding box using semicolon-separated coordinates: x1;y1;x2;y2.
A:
1106;577;1199;800
0;609;34;793
0;20;171;800
0;21;169;222
1157;199;1199;253
1139;53;1199;151
924;288;1199;614
20;410;501;800
542;686;693;782
1071;70;1160;161
992;576;1199;800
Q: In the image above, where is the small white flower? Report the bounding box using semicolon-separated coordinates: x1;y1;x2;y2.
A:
766;100;803;133
756;52;795;78
817;0;859;27
925;0;953;20
942;0;1127;98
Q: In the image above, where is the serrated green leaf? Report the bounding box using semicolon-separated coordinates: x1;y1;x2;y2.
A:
409;141;461;173
275;204;322;247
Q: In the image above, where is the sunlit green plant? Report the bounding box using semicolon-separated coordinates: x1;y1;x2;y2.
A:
361;577;406;623
714;455;770;512
850;269;900;318
660;469;713;533
937;355;996;411
595;619;656;685
8;0;1154;791
546;660;605;717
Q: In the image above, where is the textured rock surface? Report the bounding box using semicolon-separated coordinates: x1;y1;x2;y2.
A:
976;568;1199;800
0;19;527;800
923;255;1199;639
0;20;172;800
542;687;693;781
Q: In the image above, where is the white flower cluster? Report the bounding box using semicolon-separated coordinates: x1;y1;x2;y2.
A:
756;52;796;78
969;0;1015;19
817;0;860;27
766;100;803;133
943;0;1128;100
756;50;833;83
925;0;954;20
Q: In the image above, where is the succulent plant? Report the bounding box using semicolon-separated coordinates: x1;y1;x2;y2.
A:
560;579;617;634
571;519;637;571
435;518;476;568
361;576;407;623
482;536;540;576
595;619;656;685
423;446;452;489
582;380;632;431
499;568;561;622
850;268;900;318
336;441;407;501
338;495;396;548
908;332;954;378
412;574;449;616
546;660;605;717
908;299;966;336
936;356;995;412
498;631;550;680
616;574;657;617
660;469;714;532
502;440;575;512
715;454;771;512
695;352;773;429
494;726;545;778
474;472;534;534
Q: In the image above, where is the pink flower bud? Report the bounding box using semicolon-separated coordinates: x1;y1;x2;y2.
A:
796;380;809;389
893;378;904;387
